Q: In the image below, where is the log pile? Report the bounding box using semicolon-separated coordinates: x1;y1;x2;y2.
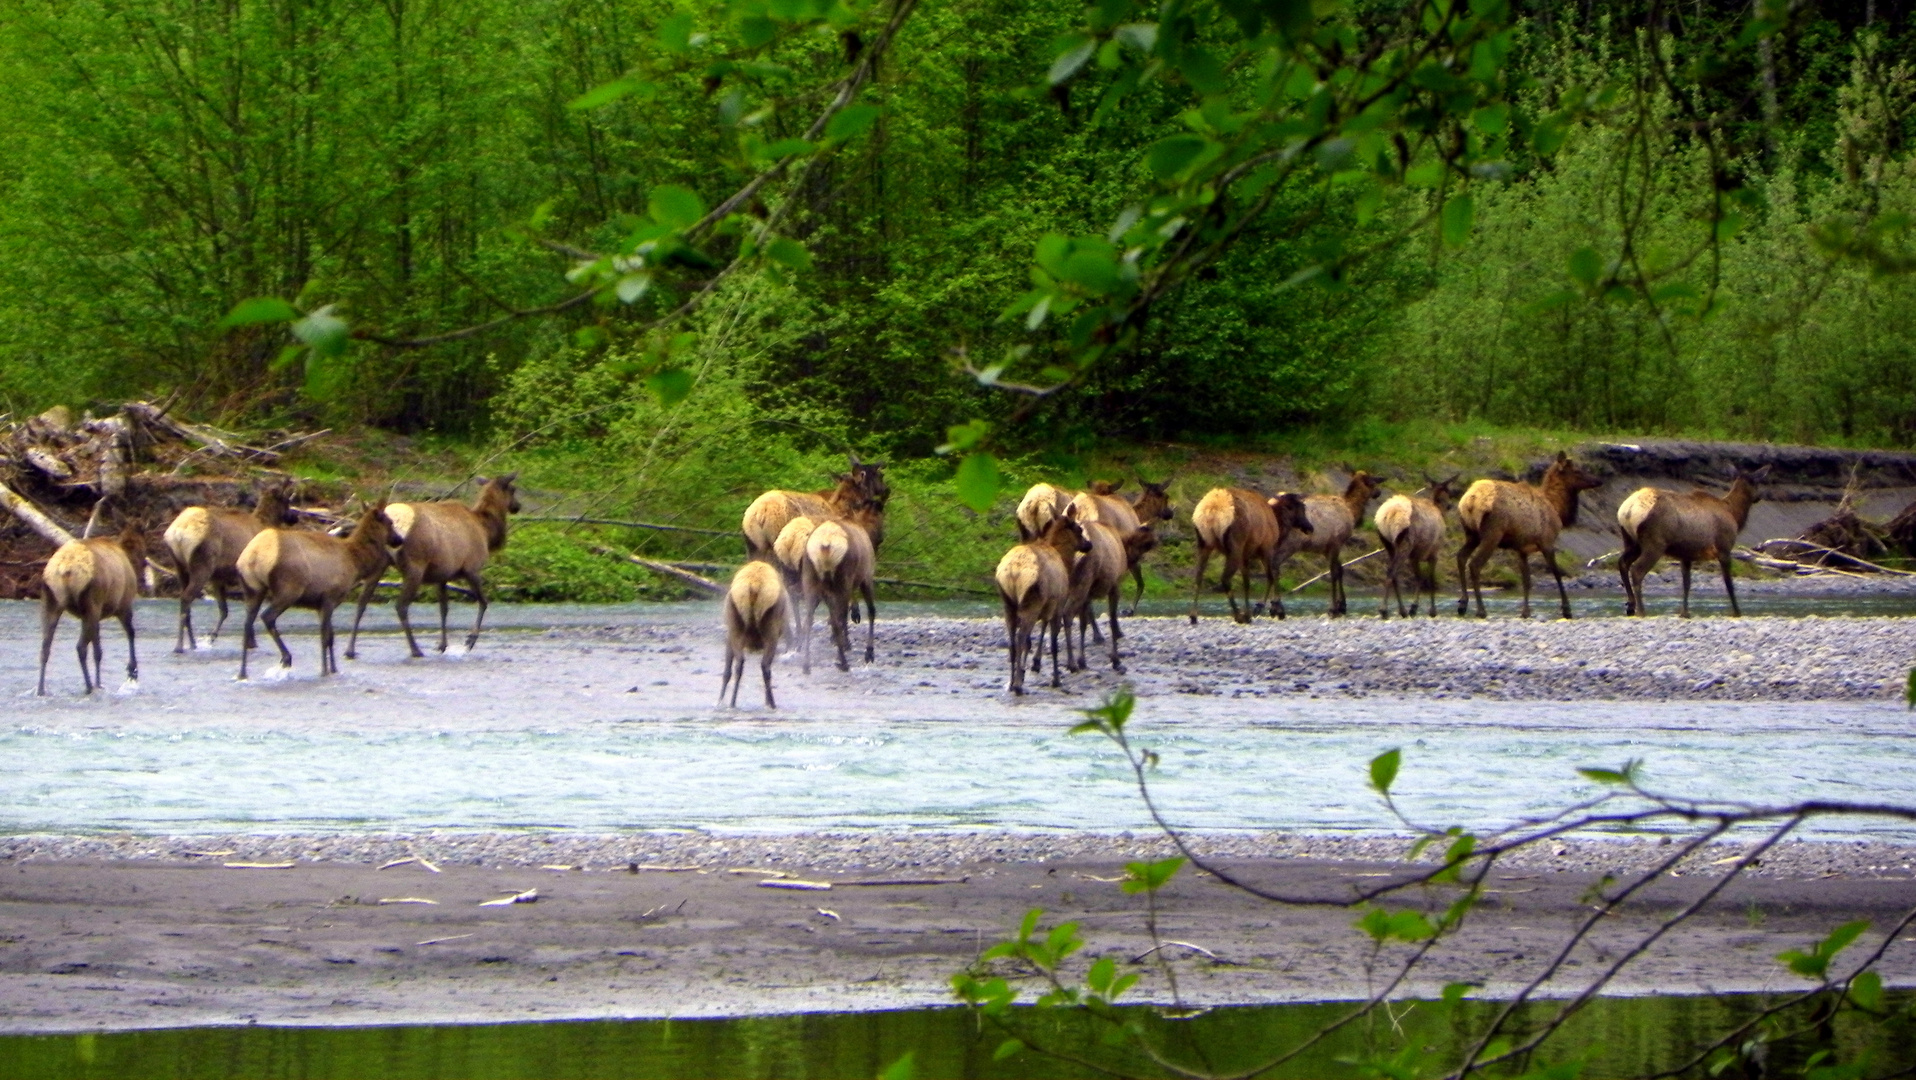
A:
0;402;329;598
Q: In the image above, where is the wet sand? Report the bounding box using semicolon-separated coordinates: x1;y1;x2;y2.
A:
8;602;1916;1030
4;840;1916;1033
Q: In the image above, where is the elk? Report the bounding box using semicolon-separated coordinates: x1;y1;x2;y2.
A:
741;454;888;559
239;503;396;679
1086;479;1175;614
38;521;147;695
1063;518;1126;673
1374;475;1458;619
1187;488;1313;624
1455;452;1603;619
996;510;1091;694
163;478;298;652
1015;483;1075;541
721;560;791;708
800;504;879;674
345;474;521;660
1271;471;1383;617
1618;465;1769;617
771;514;818;603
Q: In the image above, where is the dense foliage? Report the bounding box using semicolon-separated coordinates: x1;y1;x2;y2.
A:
3;0;1916;458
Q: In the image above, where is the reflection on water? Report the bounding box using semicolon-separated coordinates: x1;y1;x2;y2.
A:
5;994;1912;1079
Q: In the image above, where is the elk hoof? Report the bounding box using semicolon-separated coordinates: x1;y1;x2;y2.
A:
1187;614;1198;626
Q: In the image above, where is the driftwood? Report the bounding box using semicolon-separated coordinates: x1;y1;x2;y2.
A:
1733;548;1871;578
592;545;726;594
1754;538;1916;576
0;480;77;546
1287;547;1383;593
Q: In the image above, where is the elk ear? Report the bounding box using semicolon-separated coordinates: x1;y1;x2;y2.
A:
849;451;862;467
1108;478;1125;492
475;476;490;488
500;472;519;485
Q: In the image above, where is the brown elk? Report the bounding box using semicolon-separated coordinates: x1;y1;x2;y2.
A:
163;478;298;652
741;454;888;559
800;504;879;674
345;474;520;660
38;522;147;695
721;560;791;708
1271;471;1383;617
1187;488;1313;624
771;515;818;603
1374;475;1458;619
995;510;1092;694
239;503;396;678
1618;465;1770;617
1063;518;1126;673
1015;482;1075;541
1454;452;1603;619
1088;479;1175;614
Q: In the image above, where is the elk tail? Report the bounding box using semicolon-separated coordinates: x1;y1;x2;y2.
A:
1191;489;1236;548
163;508;211;572
43;542;96;607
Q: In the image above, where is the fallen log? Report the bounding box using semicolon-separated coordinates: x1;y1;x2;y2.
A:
519;515;735;537
0;480;76;546
591;546;725;594
1754;538;1916;576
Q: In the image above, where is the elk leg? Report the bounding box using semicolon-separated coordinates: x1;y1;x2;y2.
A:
1454;532;1478;616
262;603;295;669
1222;549;1248;623
760;647;777;708
730;652;747;708
462;571;491;650
831;592;851;672
1543;548;1572;619
392;565;428;658
1126;562;1145;618
118;609;137;684
435;583;452;653
1463;531;1499;618
1422;553;1439;618
860;580;876;664
1106;586;1124;673
1328;553;1346;617
1378;544;1397;619
1188;545;1214;625
1513;552;1535;619
719;643;738;706
239;591;267;680
1003;598;1023;694
76;617;96;695
1266;550;1287;620
1048;615;1063;688
1618;540;1641;616
176;570;197;653
802;588;825;675
37;594;59;696
1678;559;1694;619
345;574;381;660
1720;553;1741;617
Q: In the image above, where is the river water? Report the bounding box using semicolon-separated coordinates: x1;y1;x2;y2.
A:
5;599;1915;840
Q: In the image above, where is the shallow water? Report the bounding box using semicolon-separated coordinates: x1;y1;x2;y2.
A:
5;601;1915;840
3;994;1911;1079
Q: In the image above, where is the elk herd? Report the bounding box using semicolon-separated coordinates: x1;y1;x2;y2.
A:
31;451;1776;704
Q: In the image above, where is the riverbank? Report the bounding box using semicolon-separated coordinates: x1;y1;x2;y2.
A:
4;834;1915;1033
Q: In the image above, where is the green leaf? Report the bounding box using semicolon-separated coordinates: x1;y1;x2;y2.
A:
292;305;349;359
268;344;306;372
574;325;608;351
956;453;1001;512
1472;103;1509;135
616;274;652;304
1578;767;1629;785
1146;135;1209;181
1568;247;1602;289
757;137;816;160
1532;115;1567;156
644;366;694;406
1851;968;1884;1011
1113;22;1156;53
992;1039;1024;1062
737;15;777;47
649;185;706;229
1178;47;1226;96
1048;34;1095;85
219;297;298;330
877;1051;915;1080
825;103;881;141
766;237;813;272
1121;856;1185;894
659;12;694;53
1369;748;1401;795
1441;194;1473;248
569;79;654;111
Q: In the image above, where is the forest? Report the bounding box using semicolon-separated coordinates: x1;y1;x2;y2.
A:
3;0;1916;507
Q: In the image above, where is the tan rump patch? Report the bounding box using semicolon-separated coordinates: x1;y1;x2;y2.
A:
740;491;792;550
806;521;851;577
385;503;416;542
236;529;282;592
1068;491;1101;525
43;542;96;605
772;516;817;572
995;545;1042;604
1016;484;1064;537
1455;480;1500;532
1373;494;1414;543
1616;488;1659;541
1190;489;1237;547
164;507;212;566
729;561;785;624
